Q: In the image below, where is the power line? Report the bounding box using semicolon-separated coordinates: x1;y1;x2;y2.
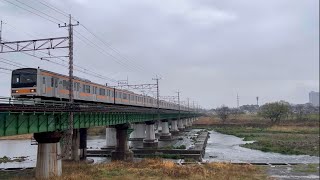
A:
80;24;146;72
13;0;64;23
33;0;153;75
2;0;60;24
73;30;139;72
35;0;69;18
2;0;153;85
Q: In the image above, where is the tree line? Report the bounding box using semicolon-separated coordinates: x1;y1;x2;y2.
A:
212;101;319;124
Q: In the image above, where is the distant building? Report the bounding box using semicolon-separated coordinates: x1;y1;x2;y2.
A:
309;91;319;106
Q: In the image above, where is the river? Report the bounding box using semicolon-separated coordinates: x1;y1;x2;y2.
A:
0;130;319;168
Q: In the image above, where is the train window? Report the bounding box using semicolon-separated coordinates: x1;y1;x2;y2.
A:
99;88;105;96
51;78;54;87
123;93;127;99
82;84;85;93
63;80;67;89
43;77;46;84
111;91;114;97
85;85;90;93
55;78;58;88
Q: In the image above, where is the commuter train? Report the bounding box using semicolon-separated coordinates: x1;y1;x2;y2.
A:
11;68;188;111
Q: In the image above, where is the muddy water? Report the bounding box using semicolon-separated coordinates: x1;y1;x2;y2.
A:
203;130;319;164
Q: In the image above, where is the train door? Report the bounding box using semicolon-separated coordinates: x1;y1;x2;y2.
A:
42;77;46;95
57;79;62;99
52;77;58;97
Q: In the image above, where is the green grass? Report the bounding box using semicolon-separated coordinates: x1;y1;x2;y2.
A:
213;126;319;156
293;164;319;173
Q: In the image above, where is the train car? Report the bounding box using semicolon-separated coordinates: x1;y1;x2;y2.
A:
11;68;183;110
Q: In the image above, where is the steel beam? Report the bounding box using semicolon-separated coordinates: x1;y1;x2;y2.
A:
0;112;200;136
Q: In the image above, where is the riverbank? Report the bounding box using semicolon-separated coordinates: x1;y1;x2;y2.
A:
194;116;319;157
0;134;32;140
0;159;266;180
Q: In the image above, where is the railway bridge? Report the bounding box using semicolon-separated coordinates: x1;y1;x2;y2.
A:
0;97;201;178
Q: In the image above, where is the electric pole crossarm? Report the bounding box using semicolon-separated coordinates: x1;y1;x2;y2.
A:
114;84;157;90
0;37;69;53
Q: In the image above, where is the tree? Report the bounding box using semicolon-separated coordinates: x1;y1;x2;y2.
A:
215;105;230;122
258;102;289;124
293;104;308;120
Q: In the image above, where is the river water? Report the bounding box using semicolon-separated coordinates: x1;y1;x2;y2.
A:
0;130;319;168
203;131;319;163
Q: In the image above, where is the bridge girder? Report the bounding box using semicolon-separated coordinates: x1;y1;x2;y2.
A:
0;112;200;137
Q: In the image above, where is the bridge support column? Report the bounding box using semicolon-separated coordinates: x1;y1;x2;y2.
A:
170;120;179;135
79;128;87;160
178;119;185;131
143;121;158;148
157;121;162;133
105;126;117;149
34;132;62;179
160;120;172;140
184;119;190;129
187;119;192;127
71;129;80;161
130;123;145;140
111;124;133;162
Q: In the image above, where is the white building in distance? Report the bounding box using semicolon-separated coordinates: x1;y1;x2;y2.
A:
309;91;319;106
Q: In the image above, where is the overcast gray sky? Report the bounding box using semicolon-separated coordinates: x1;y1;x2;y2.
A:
0;0;319;109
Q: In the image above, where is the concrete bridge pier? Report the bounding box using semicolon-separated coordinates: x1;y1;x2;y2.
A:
143;121;158;148
183;118;189;129
188;119;192;127
130;123;145;140
111;123;133;162
105;126;117;149
160;120;172;140
71;129;80;161
156;121;162;133
170;119;179;135
178;119;185;131
79;128;87;160
34;131;62;179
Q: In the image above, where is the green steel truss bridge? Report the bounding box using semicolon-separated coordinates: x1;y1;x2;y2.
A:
0;97;200;137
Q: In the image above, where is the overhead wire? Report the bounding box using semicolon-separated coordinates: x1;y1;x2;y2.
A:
2;0;162;92
32;0;154;75
0;14;119;83
1;0;60;24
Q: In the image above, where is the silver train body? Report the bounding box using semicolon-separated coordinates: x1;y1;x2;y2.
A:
11;68;188;111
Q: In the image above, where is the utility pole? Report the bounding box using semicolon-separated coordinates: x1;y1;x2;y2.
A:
237;93;239;108
192;101;195;110
152;76;161;127
0;20;3;43
176;90;181;120
256;96;259;106
59;14;79;160
187;98;190;111
0;17;78;159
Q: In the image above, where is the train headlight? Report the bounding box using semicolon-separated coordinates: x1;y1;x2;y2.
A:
30;89;36;93
12;90;18;93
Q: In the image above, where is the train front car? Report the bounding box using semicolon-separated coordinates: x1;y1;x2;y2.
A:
11;68;39;98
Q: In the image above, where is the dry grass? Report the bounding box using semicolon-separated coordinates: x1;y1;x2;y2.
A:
193;116;268;126
46;159;266;180
0;133;32;140
267;125;319;134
